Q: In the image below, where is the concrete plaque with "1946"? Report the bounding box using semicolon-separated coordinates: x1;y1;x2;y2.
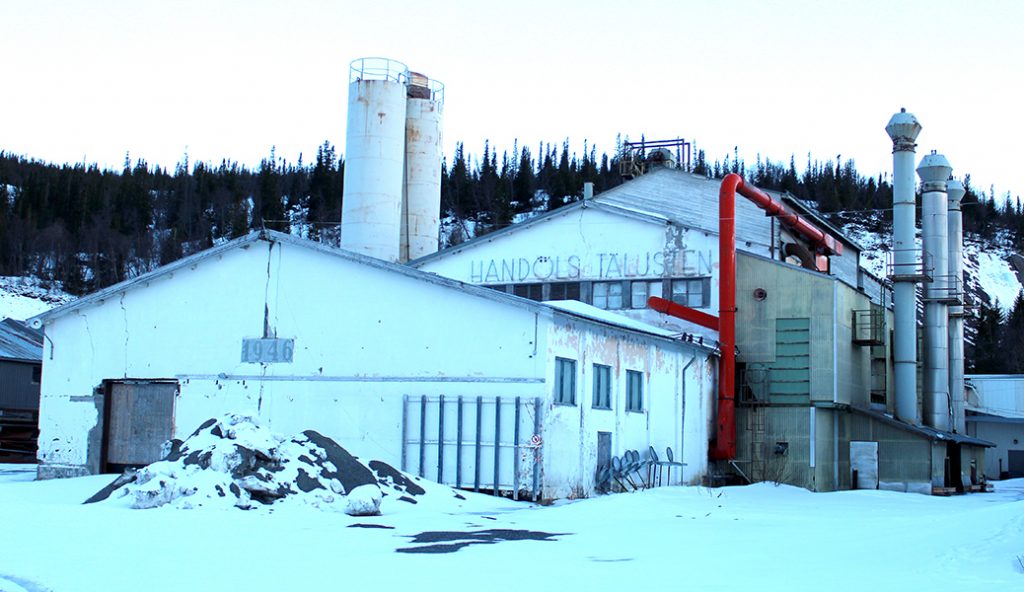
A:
241;338;295;363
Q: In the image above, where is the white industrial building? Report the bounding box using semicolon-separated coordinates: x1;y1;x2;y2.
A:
965;375;1024;478
30;54;992;498
412;115;993;494
31;230;715;499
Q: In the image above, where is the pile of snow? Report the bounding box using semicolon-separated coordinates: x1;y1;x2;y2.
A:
0;276;73;320
86;413;431;515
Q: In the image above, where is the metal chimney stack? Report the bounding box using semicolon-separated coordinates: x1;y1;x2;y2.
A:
918;151;953;431
886;109;922;425
947;178;966;433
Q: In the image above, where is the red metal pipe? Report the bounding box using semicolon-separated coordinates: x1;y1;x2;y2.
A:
736;184;843;258
648;174;842;462
714;174;741;461
647;296;719;331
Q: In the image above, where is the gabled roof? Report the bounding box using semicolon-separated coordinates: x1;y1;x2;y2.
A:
0;318;43;363
30;231;717;354
409;198;674;268
412;167;814;268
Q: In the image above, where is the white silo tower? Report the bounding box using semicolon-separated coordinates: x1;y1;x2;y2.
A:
341;57;409;262
402;72;445;261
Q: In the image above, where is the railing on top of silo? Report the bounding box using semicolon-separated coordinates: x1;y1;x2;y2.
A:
349;57;409;84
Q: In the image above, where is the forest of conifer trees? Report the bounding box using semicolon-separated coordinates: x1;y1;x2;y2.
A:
2;139;1023;370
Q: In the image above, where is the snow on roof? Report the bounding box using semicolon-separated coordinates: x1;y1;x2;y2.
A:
31;231;709;349
543;300;680;339
0;318;42;362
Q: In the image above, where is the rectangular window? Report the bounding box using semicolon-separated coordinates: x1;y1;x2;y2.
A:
592;364;612;409
626;369;643;412
31;365;41;384
593;281;624;310
513;283;544;301
554;357;577;405
549;282;581;301
631;280;664;309
671;278;710;308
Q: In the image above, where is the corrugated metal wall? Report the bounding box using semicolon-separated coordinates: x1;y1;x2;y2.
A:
0;360;41;410
735;406;813;489
848;413;933;491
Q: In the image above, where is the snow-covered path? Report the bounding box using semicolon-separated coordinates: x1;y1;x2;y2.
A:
0;466;1020;592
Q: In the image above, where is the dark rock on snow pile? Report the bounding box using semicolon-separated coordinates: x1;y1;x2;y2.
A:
85;413;426;515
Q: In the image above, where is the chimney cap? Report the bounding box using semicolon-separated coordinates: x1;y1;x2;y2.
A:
917;152;953;185
886;109;922;148
947;178;966;205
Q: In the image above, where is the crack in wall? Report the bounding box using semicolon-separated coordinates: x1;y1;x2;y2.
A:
120;292;129;376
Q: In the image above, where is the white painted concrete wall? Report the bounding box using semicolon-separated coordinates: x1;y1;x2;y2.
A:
37;235;711;499
541;315;713;498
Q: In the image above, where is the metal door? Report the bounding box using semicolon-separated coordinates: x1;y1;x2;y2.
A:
106;381;176;467
597;431;612;472
850;441;879;489
1009;449;1024;478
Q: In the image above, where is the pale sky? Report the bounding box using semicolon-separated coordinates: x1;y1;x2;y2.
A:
2;0;1022;201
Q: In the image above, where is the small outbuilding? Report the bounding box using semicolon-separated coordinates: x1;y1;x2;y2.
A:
0;317;43;460
965;374;1024;478
32;230;715;499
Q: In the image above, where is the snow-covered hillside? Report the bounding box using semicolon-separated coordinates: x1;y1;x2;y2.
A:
0;276;73;321
843;218;1022;313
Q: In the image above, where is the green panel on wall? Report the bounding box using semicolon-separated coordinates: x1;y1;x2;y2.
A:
770;318;810;403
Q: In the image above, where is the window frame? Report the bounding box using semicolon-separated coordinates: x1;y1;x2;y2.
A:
554;357;577;406
670;277;711;308
593;281;625;310
626;369;644;412
631;280;664;309
592;363;612;410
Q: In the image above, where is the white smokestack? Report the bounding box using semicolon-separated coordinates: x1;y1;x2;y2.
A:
886;108;922;425
947;178;966;433
917;151;953;431
341;57;409;262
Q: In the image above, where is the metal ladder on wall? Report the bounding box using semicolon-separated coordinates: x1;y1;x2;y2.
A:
748;405;766;482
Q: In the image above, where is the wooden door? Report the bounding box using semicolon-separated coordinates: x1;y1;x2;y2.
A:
106;381;176;468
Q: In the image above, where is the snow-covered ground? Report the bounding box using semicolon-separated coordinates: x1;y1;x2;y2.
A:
0;463;1020;592
0;276;73;321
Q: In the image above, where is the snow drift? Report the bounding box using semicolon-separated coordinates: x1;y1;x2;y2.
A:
85;413;428;515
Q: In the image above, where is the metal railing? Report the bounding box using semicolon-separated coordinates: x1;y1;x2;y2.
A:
349;57;409;84
852;306;886;346
885;248;932;282
922;273;963;304
407;71;446;103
